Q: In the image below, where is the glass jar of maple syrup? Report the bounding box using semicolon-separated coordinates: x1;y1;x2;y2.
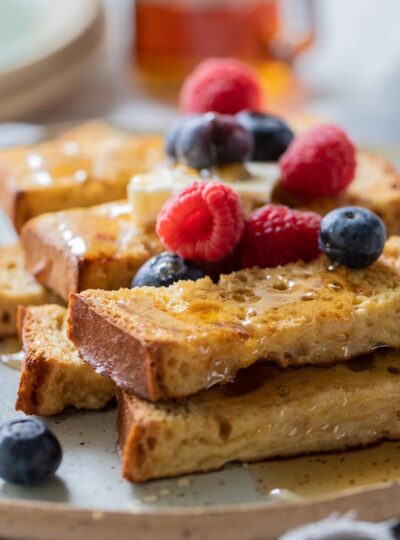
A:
134;0;315;99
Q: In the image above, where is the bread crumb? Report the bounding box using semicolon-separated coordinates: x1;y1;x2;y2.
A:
177;478;191;488
143;494;158;503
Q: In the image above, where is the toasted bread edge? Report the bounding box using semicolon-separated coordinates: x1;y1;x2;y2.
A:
68;293;164;401
21;219;80;302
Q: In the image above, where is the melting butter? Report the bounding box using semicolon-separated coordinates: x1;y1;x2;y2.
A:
128;161;281;230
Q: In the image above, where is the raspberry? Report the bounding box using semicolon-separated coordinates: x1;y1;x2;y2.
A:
156;181;244;262
240;204;321;269
279;124;356;201
180;58;263;115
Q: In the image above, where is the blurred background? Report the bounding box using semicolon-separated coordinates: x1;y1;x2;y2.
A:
0;0;399;146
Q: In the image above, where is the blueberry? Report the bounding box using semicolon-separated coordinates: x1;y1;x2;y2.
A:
132;252;206;287
165;115;199;159
319;207;386;269
236;111;294;161
176;113;253;170
0;418;62;485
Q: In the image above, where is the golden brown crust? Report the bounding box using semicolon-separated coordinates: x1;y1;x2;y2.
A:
15;351;52;415
0;160;18;227
21;221;80;300
0;177;39;234
117;391;165;483
16;305;27;338
117;394;142;482
16;306;54;415
13;296;400;482
68;237;400;401
21;201;163;301
121;424;159;484
68;294;163;400
16;305;115;416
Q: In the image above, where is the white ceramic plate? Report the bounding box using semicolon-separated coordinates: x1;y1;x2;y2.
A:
1;133;400;539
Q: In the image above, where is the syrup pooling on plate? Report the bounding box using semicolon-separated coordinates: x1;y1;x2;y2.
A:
0;351;25;370
250;441;400;499
205;352;400;466
0;337;25;370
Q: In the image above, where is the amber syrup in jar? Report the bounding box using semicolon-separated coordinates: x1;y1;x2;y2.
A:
134;0;315;100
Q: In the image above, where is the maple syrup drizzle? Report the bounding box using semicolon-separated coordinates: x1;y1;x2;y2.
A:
0;337;24;370
53;203;140;260
250;441;400;499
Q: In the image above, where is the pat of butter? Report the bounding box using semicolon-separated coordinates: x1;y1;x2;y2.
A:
128;162;280;230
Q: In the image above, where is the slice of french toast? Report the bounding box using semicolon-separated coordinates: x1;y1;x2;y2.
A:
0;244;60;337
21;201;163;301
15;303;400;483
16;305;115;416
274;152;400;235
69;236;400;401
119;350;400;482
0;121;164;232
18;151;400;302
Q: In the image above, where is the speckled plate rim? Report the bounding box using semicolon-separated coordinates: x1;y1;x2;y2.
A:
0;481;399;540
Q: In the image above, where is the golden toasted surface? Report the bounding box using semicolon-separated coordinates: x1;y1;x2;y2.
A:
0;121;164;231
0;244;59;337
274;152;400;235
119;349;400;482
69;236;400;401
11;294;400;482
16;305;115;416
21;201;163;301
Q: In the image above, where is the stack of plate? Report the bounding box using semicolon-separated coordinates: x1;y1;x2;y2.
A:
0;0;103;121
